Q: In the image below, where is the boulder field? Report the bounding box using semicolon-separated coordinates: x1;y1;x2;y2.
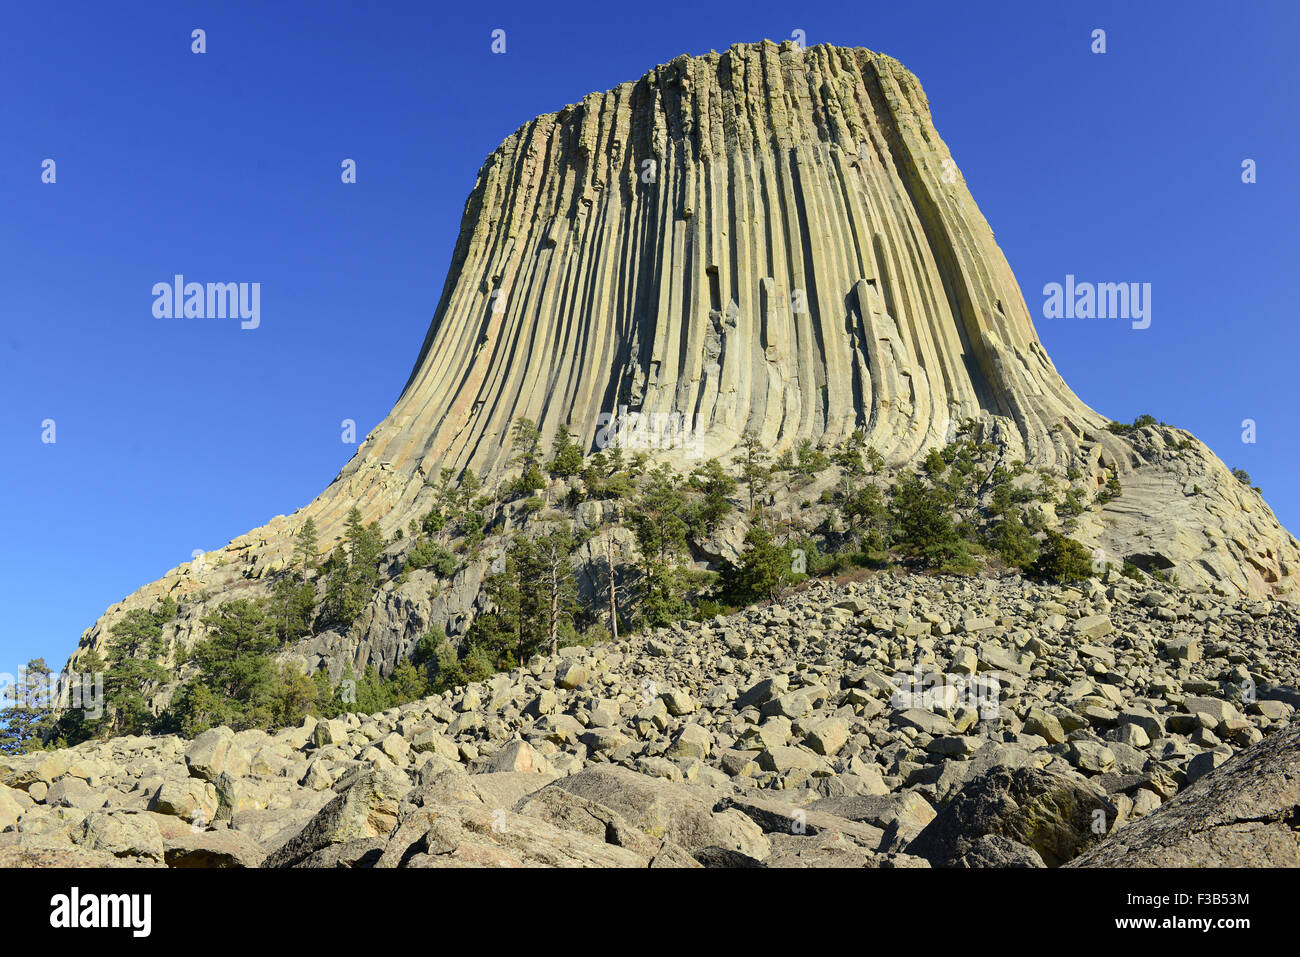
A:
6;572;1298;867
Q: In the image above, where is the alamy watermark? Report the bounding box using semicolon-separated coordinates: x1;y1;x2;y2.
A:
889;666;1001;720
595;406;703;456
1042;275;1150;330
152;275;260;330
0;668;103;720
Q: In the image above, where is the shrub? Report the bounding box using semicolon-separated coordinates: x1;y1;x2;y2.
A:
1028;531;1094;584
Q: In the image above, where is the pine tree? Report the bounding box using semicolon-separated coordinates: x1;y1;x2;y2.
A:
989;506;1038;569
630;465;689;564
386;659;429;704
511;418;543;469
270;663;318;728
49;649;106;746
889;473;970;569
548;426;584;478
737;431;771;514
630;465;691;628
168;599;278;734
687;458;737;537
720;526;790;604
0;658;55;754
322;508;385;627
1029;530;1095;584
523;524;578;656
839;480;890;554
463;546;524;670
102;598;176;737
293;518;319;574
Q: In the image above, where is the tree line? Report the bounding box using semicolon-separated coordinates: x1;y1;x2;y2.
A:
3;417;1124;752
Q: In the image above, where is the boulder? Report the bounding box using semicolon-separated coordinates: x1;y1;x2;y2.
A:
542;766;769;858
1071;722;1300;867
263;766;410;868
906;766;1115;867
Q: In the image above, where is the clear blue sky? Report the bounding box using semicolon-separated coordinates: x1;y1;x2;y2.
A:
3;0;1298;674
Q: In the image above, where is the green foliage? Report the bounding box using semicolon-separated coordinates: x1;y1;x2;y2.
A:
686;459;737;538
795;439;830;475
548;427;584;478
0;659;56;754
167;599;279;735
1095;473;1122;505
101;597;176;737
837;479;891;554
888;473;971;570
1106;413;1161;435
322;508;386;628
630;465;689;564
405;537;458;577
831;429;870;475
634;561;690;629
718;526;791;605
987;507;1039;569
456;524;579;672
736;431;771;513
293;518;319;573
1061;488;1086;514
270;663;319;729
511;418;543;470
1029;531;1095;584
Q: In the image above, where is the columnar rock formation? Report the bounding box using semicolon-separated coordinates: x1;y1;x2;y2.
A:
63;41;1299;678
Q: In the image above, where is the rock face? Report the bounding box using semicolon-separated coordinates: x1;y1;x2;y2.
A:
1070;721;1300;867
7;575;1299;867
61;41;1300;686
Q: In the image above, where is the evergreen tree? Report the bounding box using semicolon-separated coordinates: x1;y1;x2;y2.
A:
988;506;1039;569
270;663;318;729
386;659;429;704
269;515;321;642
737;431;771;514
322;509;385;627
719;526;790;605
548;426;584;478
687;459;737;538
49;649;106;745
309;668;341;718
832;429;869;476
839;480;890;554
630;465;689;564
1029;530;1095;584
102;598;176;737
889;474;970;569
0;658;55;754
519;524;579;656
630;465;691;627
795;439;830;475
462;546;524;670
168;599;278;734
293;518;319;574
510;418;543;469
509;418;547;494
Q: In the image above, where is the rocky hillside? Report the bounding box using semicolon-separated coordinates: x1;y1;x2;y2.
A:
7;571;1297;867
61;41;1300;696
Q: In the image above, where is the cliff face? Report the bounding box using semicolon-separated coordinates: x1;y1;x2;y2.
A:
356;40;1097;505
64;41;1299;678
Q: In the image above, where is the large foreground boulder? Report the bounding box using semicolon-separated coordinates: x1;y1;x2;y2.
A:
263;766;411;868
543;766;770;859
1071;721;1300;867
905;766;1116;867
